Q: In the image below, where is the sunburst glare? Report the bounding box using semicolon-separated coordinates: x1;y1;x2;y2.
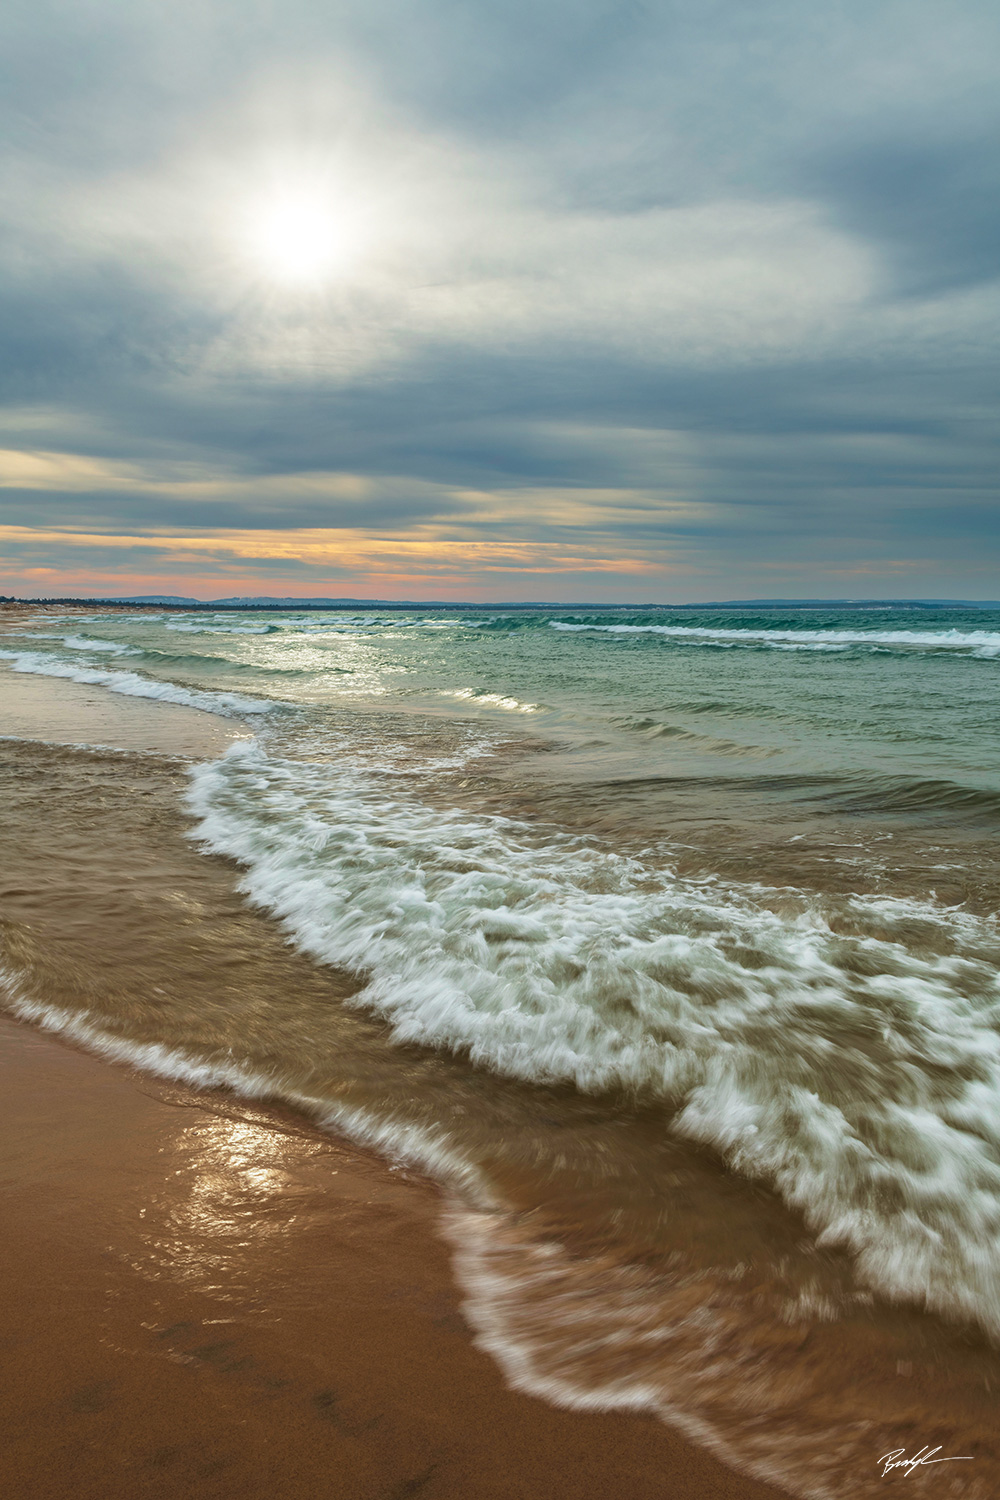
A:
246;188;357;285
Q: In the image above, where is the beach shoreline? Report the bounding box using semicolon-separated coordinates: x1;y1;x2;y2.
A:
2;612;998;1498
0;667;786;1499
0;1011;785;1500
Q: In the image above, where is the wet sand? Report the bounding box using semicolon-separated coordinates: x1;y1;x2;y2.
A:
0;659;250;759
0;665;786;1500
0;1013;787;1500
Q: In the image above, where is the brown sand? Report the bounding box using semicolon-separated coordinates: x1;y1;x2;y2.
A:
0;1014;787;1500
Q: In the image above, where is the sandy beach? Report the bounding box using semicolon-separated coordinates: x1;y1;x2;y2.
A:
0;665;785;1500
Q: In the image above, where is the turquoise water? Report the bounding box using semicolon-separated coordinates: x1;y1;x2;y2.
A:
5;602;1000;827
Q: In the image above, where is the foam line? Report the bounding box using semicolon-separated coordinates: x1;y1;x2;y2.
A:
0;650;275;716
550;622;1000;655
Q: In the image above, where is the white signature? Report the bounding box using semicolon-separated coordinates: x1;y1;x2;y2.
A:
878;1446;973;1479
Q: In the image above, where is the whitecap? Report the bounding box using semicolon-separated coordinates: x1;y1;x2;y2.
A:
186;741;1000;1342
166;623;274;635
441;688;540;713
550;621;1000;654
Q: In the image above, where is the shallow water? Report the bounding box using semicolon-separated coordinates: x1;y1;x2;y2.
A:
2;602;999;1496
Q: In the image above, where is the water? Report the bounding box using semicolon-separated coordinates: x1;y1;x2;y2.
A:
2;602;999;1497
6;603;1000;813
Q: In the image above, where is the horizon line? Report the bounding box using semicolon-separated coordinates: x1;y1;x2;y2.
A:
4;593;1000;610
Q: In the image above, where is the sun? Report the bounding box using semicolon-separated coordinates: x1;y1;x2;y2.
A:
246;189;350;285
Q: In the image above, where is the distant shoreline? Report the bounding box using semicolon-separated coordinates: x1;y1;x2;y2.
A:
3;596;1000;612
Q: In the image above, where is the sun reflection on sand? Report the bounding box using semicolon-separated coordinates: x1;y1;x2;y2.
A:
123;1102;327;1303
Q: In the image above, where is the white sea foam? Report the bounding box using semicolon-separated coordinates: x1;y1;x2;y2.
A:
166;623;274;635
60;634;137;653
0;977;493;1206
0;650;274;716
186;741;1000;1341
13;632;134;653
288;629;368;639
0;953;942;1498
441;688;540;713
551;621;1000;654
444;1207;927;1500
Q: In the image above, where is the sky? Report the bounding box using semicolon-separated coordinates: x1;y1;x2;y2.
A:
1;0;998;603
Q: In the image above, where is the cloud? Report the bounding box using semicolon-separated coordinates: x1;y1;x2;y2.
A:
0;0;997;599
0;446;475;530
810;135;1000;297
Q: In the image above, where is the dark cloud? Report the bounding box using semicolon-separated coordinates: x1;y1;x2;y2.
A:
809;136;1000;297
0;0;998;597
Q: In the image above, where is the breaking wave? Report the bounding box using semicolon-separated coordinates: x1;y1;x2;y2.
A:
13;632;137;654
187;740;1000;1342
441;688;541;713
